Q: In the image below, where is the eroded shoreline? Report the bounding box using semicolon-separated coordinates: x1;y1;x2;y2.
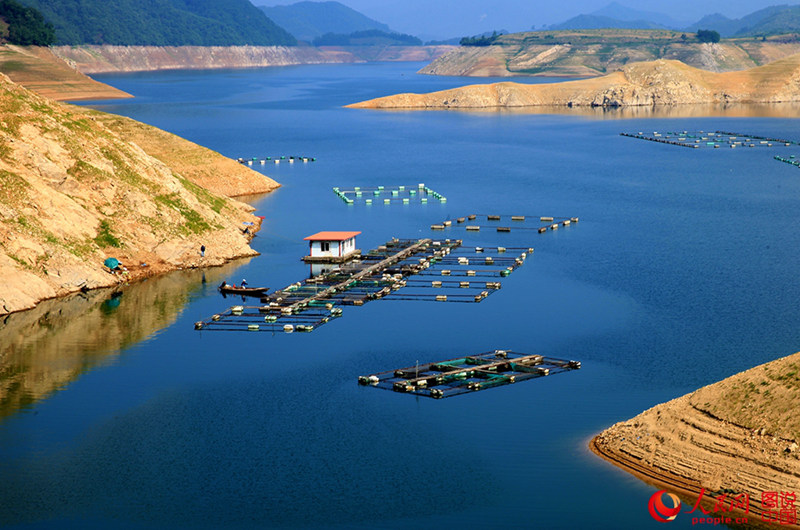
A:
590;351;800;526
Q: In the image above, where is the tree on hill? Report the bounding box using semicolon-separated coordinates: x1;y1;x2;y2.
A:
696;29;721;43
312;29;421;46
0;0;54;45
460;31;502;46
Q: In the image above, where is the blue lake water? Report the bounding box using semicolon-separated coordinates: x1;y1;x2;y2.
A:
2;61;800;528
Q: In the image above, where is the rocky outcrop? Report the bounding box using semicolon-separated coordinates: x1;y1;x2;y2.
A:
0;73;276;315
51;45;456;74
419;29;800;78
592;351;800;520
348;54;800;109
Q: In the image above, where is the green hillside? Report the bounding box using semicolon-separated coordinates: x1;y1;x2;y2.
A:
0;0;54;45
687;5;800;37
736;5;800;36
259;1;390;42
18;0;297;46
312;29;421;46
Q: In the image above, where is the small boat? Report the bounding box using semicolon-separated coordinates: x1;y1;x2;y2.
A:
218;282;269;297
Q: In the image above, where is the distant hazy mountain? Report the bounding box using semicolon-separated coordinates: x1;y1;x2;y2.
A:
548;2;690;31
590;2;692;28
18;0;297;45
547;2;800;37
549;14;668;31
259;1;390;42
686;5;800;36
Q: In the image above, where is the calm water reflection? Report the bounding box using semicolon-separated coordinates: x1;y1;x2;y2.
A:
0;62;799;529
0;262;246;421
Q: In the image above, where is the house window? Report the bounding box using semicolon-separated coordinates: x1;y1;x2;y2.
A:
320;242;330;252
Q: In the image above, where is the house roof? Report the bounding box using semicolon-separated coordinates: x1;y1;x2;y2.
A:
303;231;361;241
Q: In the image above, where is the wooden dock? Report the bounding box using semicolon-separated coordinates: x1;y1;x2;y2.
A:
359;349;581;398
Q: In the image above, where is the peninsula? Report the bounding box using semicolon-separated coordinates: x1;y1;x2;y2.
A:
347;53;800;109
0;72;278;315
592;350;800;520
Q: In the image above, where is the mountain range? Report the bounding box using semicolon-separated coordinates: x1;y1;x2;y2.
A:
258;1;390;42
550;2;800;37
3;0;800;49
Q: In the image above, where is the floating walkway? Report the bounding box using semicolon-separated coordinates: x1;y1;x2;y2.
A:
333;184;446;205
431;214;578;233
195;238;531;333
621;130;796;149
358;349;581;398
775;155;800;169
238;156;317;166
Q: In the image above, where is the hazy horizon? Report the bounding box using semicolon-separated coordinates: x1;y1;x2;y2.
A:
253;0;800;39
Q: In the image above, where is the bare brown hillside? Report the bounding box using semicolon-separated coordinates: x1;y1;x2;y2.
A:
348;54;800;109
420;30;800;77
592;351;800;522
51;45;455;74
0;73;275;315
0;45;130;101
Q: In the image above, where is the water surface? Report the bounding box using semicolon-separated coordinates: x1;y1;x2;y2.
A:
1;62;799;528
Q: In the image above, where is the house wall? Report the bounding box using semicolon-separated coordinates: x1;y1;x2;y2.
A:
309;238;355;258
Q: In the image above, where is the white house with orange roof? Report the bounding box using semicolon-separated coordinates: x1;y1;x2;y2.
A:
302;231;361;263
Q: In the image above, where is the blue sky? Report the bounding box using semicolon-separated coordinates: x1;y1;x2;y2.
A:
254;0;800;39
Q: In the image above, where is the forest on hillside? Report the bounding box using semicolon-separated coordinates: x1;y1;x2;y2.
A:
17;0;296;46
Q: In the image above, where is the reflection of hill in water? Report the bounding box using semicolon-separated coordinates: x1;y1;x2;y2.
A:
0;262;248;421
528;102;800;119
434;102;800;119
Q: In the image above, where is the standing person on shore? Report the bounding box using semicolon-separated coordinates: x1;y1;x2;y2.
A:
200;244;206;257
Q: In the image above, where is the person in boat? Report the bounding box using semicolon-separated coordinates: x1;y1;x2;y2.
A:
219;281;228;289
241;279;248;288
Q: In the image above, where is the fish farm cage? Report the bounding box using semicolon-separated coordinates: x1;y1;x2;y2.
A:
194;237;532;334
621;130;797;149
332;184;446;205
359;349;581;398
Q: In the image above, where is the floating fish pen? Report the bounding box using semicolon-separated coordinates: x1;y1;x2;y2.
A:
433;214;579;233
358;349;581;398
237;156;317;165
195;237;530;333
621;131;796;149
333;184;446;205
775;155;800;168
714;131;796;146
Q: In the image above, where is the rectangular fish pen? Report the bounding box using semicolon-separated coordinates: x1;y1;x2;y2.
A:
194;237;532;333
433;214;579;234
333;184;446;205
775;155;800;168
359;350;581;398
621;130;796;149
